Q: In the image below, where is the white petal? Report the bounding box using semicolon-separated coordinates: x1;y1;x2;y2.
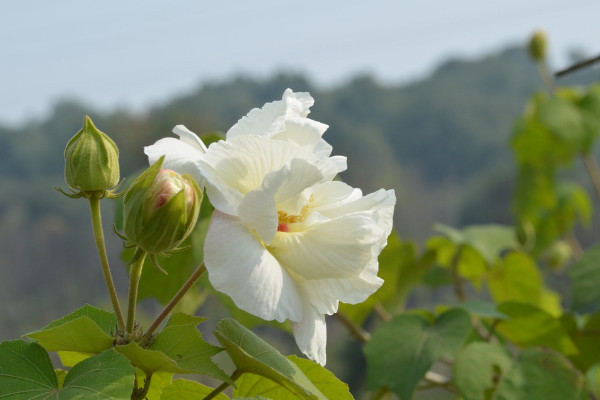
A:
312;185;396;250
300;265;384;315
199;136;326;214
204;211;303;322
291;304;327;365
270;213;378;280
238;159;324;244
271;118;328;154
227;89;315;139
172;125;208;153
144;137;204;185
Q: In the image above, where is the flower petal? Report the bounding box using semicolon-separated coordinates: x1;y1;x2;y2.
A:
239;158;325;244
270;213;378;280
299;264;384;315
226;89;314;139
291;304;327;365
199;136;329;215
144;125;206;185
204;211;303;322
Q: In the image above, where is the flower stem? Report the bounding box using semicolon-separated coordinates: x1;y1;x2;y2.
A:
88;196;125;331
203;369;242;400
140;262;207;346
127;252;147;335
334;311;371;343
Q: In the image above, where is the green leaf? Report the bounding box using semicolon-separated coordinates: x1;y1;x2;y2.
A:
0;341;135;400
457;300;508;320
234;355;353;400
26;304;116;355
144;312;229;381
488;252;543;305
495;347;584;400
434;224;518;264
0;340;58;399
214;318;329;399
562;311;600;371
364;308;472;400
495;302;577;355
60;349;136;399
570;244;600;313
453;342;513;400
160;379;229;399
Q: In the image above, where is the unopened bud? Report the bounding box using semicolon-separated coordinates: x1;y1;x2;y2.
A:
123;156;202;254
528;30;547;62
64;116;120;194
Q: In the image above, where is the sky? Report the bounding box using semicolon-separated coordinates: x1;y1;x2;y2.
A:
1;0;598;126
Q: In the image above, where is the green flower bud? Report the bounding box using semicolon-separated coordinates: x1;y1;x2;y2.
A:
528;30;547;62
543;240;572;272
123;156;202;255
64;116;120;194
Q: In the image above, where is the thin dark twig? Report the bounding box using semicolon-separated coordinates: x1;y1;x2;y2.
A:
555;54;600;78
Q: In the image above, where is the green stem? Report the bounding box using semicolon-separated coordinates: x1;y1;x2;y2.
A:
203;369;242;400
140;263;207;346
334;311;371;343
583;153;600;203
131;372;152;400
450;245;466;302
127;252;147;335
88;196;125;331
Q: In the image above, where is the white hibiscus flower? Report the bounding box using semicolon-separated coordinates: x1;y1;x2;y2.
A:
144;89;396;365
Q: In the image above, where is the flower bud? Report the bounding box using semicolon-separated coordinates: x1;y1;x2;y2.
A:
123;156;202;254
528;30;547;62
64;116;120;194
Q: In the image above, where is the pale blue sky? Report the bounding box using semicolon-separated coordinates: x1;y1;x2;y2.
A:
1;0;597;126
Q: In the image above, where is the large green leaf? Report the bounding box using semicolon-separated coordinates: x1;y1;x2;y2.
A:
0;341;135;399
26;304;116;355
453;342;513;400
494;347;583;400
143;313;229;381
364;308;472;400
570;244;600;313
214;318;329;400
562;311;600;371
434;223;518;264
160;378;229;400
234;355;353;400
495;302;577;355
488;251;542;305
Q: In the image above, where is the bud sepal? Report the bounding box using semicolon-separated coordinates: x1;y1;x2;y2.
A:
121;156;202;258
60;116;123;199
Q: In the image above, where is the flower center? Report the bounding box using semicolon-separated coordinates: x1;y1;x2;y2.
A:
276;203;310;232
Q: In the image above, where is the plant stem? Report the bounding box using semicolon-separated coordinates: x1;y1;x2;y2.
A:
140;263;206;346
374;303;392;322
555;54;600;78
131;372;152;400
450;245;466;302
583;153;600;203
334;311;371;343
88;196;125;331
127;252;147;335
537;61;556;94
203;369;242;400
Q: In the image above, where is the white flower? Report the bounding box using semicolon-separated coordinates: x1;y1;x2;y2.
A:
144;89;396;365
198;136;395;365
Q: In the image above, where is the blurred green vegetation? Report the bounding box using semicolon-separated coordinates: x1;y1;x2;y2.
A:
0;44;597;358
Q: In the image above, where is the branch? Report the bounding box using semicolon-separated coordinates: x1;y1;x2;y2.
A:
555;54;600;78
